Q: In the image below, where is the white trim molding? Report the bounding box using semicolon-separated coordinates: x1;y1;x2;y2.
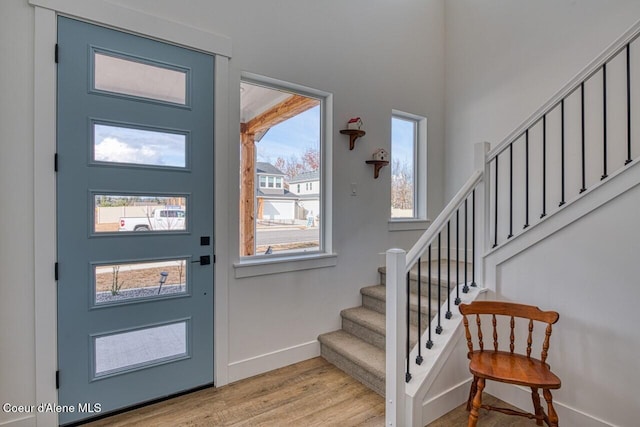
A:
29;0;232;57
227;340;320;383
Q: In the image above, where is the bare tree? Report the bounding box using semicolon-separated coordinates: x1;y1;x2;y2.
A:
391;159;414;210
301;147;320;171
274;146;320;181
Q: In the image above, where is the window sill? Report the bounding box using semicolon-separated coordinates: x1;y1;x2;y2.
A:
388;218;431;232
233;252;338;278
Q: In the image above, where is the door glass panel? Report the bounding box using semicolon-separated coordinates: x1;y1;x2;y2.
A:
93;123;187;168
93;51;187;105
94;259;188;305
93;321;188;378
93;194;187;233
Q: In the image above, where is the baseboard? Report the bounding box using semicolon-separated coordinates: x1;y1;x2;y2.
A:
420;378;471;426
227;340;320;383
0;415;36;427
486;382;616;427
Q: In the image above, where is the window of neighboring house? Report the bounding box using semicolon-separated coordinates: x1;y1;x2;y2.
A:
297;184;301;193
391;111;427;220
259;175;267;188
240;77;326;258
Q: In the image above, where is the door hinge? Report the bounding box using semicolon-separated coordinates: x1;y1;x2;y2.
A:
54;153;58;172
55;262;59;281
55;44;59;63
56;370;60;389
213;255;216;263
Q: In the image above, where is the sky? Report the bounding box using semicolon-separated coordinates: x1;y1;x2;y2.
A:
94;123;186;167
257;106;320;163
391;116;415;174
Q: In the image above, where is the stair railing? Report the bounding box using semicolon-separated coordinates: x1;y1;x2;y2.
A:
385;143;487;426
488;21;640;248
386;19;640;427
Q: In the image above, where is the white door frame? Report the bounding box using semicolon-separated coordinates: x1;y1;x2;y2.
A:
31;1;231;424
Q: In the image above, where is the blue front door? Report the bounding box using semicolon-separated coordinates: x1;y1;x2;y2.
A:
57;17;214;424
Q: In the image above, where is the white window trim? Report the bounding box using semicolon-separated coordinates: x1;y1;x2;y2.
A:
389;110;427;230
235;73;334;275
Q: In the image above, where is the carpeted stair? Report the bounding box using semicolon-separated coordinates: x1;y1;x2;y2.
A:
318;259;468;396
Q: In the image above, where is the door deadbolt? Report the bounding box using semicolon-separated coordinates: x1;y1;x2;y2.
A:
192;255;210;265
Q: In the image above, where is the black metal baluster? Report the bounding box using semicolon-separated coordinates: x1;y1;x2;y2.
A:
627;44;633;165
426;245;433;349
558;99;565;207
436;233;442;334
602;63;608;180
524;129;530;229
493;156;499;247
580;82;587;193
416;258;423;365
463;198;469;293
455;209;461;305
446;221;452;319
508;143;514;238
560;99;566;207
471;189;476;287
406;271;411;382
541;115;547;218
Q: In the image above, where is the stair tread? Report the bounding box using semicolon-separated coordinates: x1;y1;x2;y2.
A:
318;330;385;379
341;306;420;339
361;284;440;311
341;306;386;335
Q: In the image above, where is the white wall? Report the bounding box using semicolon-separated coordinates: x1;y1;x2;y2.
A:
0;1;36;425
444;0;640;199
0;1;446;423
484;181;640;427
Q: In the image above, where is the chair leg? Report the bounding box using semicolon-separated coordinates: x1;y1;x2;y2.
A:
543;389;559;427
466;376;478;411
531;387;544;426
468;377;484;427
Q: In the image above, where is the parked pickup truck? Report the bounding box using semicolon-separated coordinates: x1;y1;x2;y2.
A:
119;208;186;231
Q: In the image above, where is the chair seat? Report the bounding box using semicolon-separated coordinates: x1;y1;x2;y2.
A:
469;351;561;389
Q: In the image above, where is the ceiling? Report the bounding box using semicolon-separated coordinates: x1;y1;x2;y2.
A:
240;82;291;123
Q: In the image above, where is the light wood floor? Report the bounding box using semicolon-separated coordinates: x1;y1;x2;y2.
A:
426;394;543;426
83;357;540;426
83;357;384;426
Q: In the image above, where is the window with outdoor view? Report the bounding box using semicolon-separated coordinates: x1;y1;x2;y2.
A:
240;78;324;257
391;112;426;219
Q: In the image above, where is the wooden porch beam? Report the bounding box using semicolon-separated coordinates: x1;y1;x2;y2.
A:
245;94;320;135
240;131;256;256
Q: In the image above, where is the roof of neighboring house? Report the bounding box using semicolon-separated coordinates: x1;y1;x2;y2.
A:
289;170;319;183
257;188;299;199
297;193;319;200
256;162;286;176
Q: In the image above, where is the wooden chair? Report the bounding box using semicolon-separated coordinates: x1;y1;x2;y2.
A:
459;301;561;427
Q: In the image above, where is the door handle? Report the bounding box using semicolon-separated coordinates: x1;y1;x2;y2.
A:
191;255;210;265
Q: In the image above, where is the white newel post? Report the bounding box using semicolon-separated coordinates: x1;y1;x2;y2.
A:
386;248;407;427
475;142;490;288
